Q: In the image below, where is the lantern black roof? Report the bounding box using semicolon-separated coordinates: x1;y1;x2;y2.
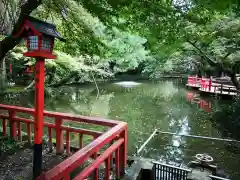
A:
23;16;65;42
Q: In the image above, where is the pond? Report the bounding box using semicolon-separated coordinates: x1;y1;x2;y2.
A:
1;80;240;179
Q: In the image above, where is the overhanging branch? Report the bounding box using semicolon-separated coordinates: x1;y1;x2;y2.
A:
0;0;42;61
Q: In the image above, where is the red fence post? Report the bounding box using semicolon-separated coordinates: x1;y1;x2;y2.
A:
105;157;110;180
79;133;83;149
27;123;32;144
55;118;64;154
48;127;53;151
119;126;128;177
66;131;70;155
2;119;7;136
17;122;22;141
115;148;120;178
9;110;17;140
92;152;99;180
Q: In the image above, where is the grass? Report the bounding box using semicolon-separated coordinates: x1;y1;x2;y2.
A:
5;86;25;93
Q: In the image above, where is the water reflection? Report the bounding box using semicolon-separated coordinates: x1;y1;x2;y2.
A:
186;91;212;112
1;81;240;179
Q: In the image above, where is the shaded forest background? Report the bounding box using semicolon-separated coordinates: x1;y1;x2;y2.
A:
0;0;240;90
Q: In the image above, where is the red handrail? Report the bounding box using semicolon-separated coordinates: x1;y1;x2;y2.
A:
73;138;124;180
0;104;128;180
43;122;127;180
188;76;202;86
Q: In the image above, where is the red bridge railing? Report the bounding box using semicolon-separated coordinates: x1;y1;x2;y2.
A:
187;76;202;87
0;104;128;180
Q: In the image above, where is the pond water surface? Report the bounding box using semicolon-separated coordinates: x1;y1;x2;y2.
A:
1;80;240;179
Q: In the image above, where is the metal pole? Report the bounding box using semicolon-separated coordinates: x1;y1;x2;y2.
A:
157;130;240;143
33;57;45;179
137;129;158;155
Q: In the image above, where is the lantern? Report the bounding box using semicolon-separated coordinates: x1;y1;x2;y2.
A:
14;15;65;59
13;15;65;179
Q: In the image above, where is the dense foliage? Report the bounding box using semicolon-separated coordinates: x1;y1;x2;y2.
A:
0;0;240;89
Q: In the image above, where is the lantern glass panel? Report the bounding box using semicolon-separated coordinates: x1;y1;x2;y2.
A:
41;36;52;52
28;36;38;50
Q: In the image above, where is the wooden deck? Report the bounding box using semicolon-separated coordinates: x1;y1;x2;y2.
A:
186;76;239;97
199;87;238;96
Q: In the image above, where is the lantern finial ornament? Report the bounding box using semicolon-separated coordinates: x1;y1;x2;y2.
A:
13;15;65;59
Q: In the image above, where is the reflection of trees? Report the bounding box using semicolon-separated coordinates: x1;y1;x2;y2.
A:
107;81;192;155
0;91;33;107
211;99;240;140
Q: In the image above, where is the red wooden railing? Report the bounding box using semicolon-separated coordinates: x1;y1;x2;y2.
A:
0;104;128;180
200;79;238;95
187;76;201;87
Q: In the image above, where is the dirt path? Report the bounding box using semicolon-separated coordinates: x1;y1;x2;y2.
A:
0;145;67;180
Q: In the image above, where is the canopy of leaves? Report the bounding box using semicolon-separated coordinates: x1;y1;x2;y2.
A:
0;0;240;87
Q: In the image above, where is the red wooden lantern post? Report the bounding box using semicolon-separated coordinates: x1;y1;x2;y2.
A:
14;16;65;179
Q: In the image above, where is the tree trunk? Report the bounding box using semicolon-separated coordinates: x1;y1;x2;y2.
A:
0;57;6;91
0;0;41;62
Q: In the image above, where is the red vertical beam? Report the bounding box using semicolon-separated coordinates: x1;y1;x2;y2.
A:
55;118;64;154
63;175;70;180
115;148;120;178
119;127;128;177
93;152;99;180
2;119;7;136
66;131;70;155
27;123;32;143
209;79;212;91
33;57;45;179
48;127;53;151
105;157;110;180
79;133;83;149
9;110;16;140
17;122;22;141
93;135;99;180
110;140;114;169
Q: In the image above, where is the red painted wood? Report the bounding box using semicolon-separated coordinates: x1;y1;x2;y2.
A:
27;123;32;143
8;110;16;140
121;128;128;167
48;127;53;151
92;152;99;180
55;118;64;154
105;157;110;180
17;122;22;141
63;175;70;180
2;119;7;136
62;126;101;137
44;111;120;127
0;104;128;180
73;139;124;180
0;104;120;126
79;134;83;149
45;123;127;180
24;52;56;59
115;148;120;178
34;58;45;145
0;115;102;138
66;131;70;155
13;20;41;37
